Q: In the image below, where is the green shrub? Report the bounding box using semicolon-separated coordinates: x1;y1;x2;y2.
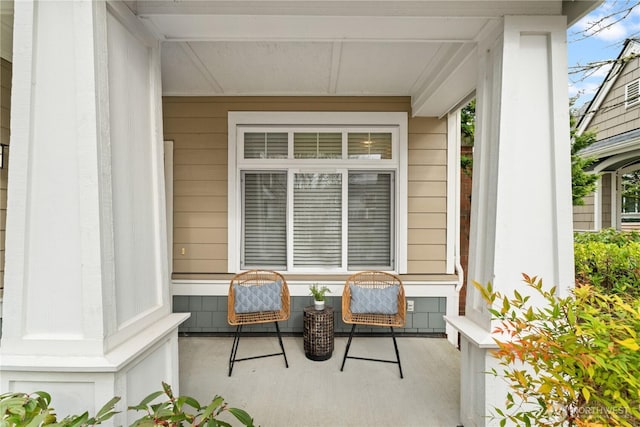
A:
476;274;640;427
574;228;640;246
0;391;118;427
574;229;640;297
0;382;254;427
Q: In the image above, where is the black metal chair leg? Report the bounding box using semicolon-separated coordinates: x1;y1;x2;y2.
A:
274;321;289;368
228;325;243;377
340;324;357;371
391;327;403;379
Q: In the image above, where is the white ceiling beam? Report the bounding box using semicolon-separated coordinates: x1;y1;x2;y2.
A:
328;41;342;94
135;1;562;18
411;43;477;117
138;15;488;42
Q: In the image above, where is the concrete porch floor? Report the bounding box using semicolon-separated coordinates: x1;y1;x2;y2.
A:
179;335;461;427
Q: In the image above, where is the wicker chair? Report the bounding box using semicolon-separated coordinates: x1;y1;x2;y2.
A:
227;270;290;376
340;271;406;378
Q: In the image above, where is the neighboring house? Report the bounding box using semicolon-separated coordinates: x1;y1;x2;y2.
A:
0;1;599;426
573;38;640;231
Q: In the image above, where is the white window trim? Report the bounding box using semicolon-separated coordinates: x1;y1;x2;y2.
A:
594;175;602;231
228;111;408;274
620;164;640;221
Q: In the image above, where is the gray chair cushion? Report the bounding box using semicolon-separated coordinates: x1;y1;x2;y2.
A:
234;280;283;313
350;284;399;315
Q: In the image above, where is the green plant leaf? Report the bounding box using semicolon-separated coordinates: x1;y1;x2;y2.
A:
180;396;201;411
24;413;46;427
616;338;640;351
95;396;120;420
135;390;165;408
227;408;255;426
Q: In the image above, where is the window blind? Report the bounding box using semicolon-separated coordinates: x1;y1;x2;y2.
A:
348;172;393;268
294;132;342;159
242;172;287;267
294;173;342;267
244;132;288;159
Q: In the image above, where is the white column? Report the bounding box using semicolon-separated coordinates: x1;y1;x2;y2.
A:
446;16;574;427
0;1;187;423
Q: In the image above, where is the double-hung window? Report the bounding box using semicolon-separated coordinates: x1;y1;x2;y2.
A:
230;113;406;273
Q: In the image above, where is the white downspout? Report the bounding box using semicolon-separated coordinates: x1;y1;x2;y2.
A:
447;108;465;346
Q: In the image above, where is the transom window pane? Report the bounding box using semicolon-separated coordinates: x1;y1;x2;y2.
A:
244;132;288;159
294;173;342;267
348;172;393;268
294;132;342;159
348;132;392;159
242;172;287;268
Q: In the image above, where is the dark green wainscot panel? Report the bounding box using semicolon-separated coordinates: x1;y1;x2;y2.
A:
173;295;447;336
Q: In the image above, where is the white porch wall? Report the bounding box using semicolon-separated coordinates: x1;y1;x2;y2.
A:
0;1;187;421
446;15;575;427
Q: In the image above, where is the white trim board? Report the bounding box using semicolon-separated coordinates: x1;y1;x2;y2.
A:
227;111;409;274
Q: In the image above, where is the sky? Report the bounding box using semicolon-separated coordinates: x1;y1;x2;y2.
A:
568;0;640;109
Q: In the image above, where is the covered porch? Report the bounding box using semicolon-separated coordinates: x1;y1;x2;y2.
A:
179;335;460;426
0;1;599;426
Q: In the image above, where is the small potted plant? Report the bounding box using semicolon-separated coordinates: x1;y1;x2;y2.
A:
309;283;331;310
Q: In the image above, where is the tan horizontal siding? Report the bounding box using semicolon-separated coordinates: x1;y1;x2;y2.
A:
407;244;446;260
0;127;9;144
407;117;446;134
407;260;447;273
406;116;448;274
574;221;594;231
408;181;447;197
1;107;9;128
164;96;448;278
408;149;447;165
174;227;227;244
573;193;594;231
407;229;446;245
164;117;227;133
165;133;227;149
408;213;447;229
173;259;228;274
173;243;227;260
408;197;447;213
0;63;10;89
164;95;411;111
174;165;227;180
174;149;227;165
408;133;446;150
0;87;11;105
174;180;226;197
408;165;447;181
174;196;227;213
174;212;228;228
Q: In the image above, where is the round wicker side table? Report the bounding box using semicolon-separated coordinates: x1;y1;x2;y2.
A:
303;306;334;361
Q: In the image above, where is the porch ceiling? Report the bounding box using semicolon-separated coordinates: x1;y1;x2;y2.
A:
132;0;600;117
